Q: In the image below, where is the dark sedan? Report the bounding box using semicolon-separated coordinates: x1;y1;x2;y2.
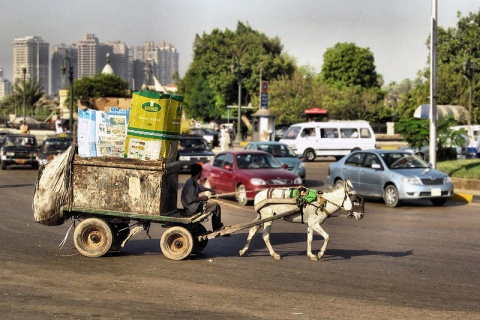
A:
38;134;73;166
327;149;454;207
1;133;40;170
188;128;219;147
176;135;215;173
201;150;303;205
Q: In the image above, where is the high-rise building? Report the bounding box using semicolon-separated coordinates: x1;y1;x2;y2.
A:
13;36;49;93
51;44;78;96
78;34;99;78
134;41;179;88
0;67;12;100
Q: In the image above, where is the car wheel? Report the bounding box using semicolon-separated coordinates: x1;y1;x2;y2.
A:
383;184;400;207
430;198;447;206
303;149;316;162
1;161;6;170
32;162;39;170
334;179;345;190
236;184;249;206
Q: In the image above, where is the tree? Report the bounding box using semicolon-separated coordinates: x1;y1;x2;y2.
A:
178;21;296;122
319;43;380;89
73;74;130;103
0;80;46;116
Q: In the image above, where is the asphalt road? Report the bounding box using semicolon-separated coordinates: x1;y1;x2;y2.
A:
1;160;479;319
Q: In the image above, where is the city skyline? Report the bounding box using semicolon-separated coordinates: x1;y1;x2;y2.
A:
0;0;478;86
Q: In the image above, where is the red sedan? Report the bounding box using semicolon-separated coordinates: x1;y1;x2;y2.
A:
201;150;303;206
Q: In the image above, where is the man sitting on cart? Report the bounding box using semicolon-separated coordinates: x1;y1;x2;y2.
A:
181;163;225;233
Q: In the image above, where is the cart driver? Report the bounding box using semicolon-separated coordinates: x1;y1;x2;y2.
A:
181;163;227;234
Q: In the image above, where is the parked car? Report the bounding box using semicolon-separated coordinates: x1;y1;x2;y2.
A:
0;133;40;170
188;128;219;147
201;150;303;206
327;149;454;207
38;134;73;166
176;135;215;173
244;141;306;182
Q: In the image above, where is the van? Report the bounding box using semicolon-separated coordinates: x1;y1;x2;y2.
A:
279;120;376;161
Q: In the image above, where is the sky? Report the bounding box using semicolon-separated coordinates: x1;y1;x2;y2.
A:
0;0;479;85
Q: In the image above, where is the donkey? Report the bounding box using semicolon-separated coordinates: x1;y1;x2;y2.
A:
239;180;364;261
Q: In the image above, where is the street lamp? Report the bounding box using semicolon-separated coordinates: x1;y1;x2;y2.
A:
232;58;242;143
462;59;474;126
61;57;74;132
14;78;19;118
22;67;26;123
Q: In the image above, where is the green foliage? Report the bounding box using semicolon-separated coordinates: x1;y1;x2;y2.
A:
73;74;130;101
178;21;295;122
395;116;467;152
0;80;46;116
320;42;380;89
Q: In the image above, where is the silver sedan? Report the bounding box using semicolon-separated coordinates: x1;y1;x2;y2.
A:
327;149;454;207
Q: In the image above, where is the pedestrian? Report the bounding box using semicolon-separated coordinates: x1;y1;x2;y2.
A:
181;163;226;233
20;121;29;133
55;117;63;134
219;125;227;151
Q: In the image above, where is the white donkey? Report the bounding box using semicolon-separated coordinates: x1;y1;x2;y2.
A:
239;180;364;261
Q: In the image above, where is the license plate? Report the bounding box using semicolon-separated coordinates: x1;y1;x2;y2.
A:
16;159;26;164
431;188;441;196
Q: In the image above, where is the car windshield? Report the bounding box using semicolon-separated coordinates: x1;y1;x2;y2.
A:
5;136;37;147
236;153;282;169
41;140;72;153
179;138;208;150
281;126;301;139
381;152;429;169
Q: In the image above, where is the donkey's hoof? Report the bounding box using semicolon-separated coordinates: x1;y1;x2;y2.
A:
239;249;245;256
273;254;281;260
310;256;319;261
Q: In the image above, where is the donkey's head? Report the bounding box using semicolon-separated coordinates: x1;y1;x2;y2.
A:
342;179;364;220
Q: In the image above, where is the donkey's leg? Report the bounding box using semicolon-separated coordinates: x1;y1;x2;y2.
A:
239;215;262;256
311;222;330;259
306;225;317;261
262;221;281;260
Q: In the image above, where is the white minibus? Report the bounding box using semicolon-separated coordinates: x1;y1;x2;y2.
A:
279;120;376;161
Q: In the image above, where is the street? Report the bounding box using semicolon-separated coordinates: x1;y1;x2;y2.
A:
1;160;479;319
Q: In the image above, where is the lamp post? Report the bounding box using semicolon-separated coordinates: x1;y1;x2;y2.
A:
462;59;474;126
22;67;26;123
14;78;19;118
61;57;74;132
232;58;242;143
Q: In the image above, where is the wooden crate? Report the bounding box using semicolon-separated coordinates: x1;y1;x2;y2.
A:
71;156;179;215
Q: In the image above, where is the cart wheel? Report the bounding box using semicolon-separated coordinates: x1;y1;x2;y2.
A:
110;223;130;251
160;226;194;260
191;223;208;254
73;218;113;258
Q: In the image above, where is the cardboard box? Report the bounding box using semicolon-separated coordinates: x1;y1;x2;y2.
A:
124;91;182;161
95;108;129;157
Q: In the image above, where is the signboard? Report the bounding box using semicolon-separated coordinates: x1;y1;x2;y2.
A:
261;81;269;108
261;93;268;109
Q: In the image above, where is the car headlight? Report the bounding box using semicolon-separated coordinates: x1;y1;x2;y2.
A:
444;176;452;183
179;156;191;161
250;178;267;185
298;162;305;169
294;177;303;184
6;152;15;156
401;176;422;185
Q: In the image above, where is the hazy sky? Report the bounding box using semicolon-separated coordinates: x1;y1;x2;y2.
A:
0;0;478;85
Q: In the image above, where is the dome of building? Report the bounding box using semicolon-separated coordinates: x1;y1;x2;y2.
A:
101;53;115;75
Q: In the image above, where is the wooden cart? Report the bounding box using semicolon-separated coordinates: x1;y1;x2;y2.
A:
61;155;301;260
